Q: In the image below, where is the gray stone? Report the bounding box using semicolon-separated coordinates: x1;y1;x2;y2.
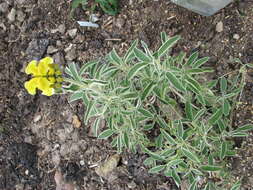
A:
16;10;26;22
115;18;125;28
0;2;9;13
216;21;223;33
58;24;66;34
47;45;58;54
68;28;78;38
233;34;240;40
26;39;49;60
7;8;16;22
65;47;76;61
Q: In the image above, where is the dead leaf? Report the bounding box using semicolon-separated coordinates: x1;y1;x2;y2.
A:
72;115;81;128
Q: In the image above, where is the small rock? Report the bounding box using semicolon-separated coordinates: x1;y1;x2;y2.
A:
233;34;240;40
58;24;66;34
47;45;58;54
115;18;125;28
0;23;7;31
7;8;16;22
16;10;26;22
216;21;223;33
52;151;61;166
65;48;77;61
95;154;120;179
0;2;9;13
33;114;41;122
56;40;62;47
53;52;65;66
26;38;49;60
68;28;78;38
72;115;81;128
127;181;137;189
80;160;85;166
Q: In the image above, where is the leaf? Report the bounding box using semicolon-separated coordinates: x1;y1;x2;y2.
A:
167;159;183;168
185;76;202;94
71;0;87;12
83;101;95;125
69;91;84;103
134;48;152;62
138;108;154;118
181;147;200;163
160;31;168;43
189;180;197;190
208;108;223;125
109;49;123;65
141;145;165;161
127;62;148;80
187;67;213;74
141;82;156;100
185;101;193;120
235;124;253;132
222;99;230;116
143;157;155;166
220;76;227;94
69;63;81;81
177;120;184;139
156;35;180;58
79;61;98;75
121;92;139;100
186;51;198;66
98;129;115;139
148;165;166;174
92;118;101;137
220;142;227;159
193;108;206;121
230;181;241;190
171;169;181;187
231;132;248;137
124;39;138;62
192;57;209;68
160;129;176;145
200;165;222;171
166;72;185;92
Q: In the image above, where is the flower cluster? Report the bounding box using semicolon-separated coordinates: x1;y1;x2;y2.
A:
24;57;62;96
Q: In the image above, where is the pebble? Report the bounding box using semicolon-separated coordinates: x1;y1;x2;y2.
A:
7;8;16;22
16;10;26;22
0;2;9;13
58;24;66;34
115;18;125;28
80;160;85;166
216;21;223;33
233;34;240;40
68;28;78;38
53;52;65;65
65;45;77;61
33;114;42;122
47;45;58;54
72;115;81;128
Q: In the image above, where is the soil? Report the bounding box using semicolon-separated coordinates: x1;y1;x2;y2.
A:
0;0;253;189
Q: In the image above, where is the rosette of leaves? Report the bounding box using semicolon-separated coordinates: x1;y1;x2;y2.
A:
64;32;252;189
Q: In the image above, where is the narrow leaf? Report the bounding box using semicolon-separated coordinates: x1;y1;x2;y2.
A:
171;169;181;187
134;48;152;62
148;165;166;174
222;99;230;116
157;35;180;58
200;165;222;171
98;129;114;139
208;108;223;125
192;57;209;68
166;72;185;92
235;124;253;132
186;51;198;66
69;91;84;103
127;62;147;80
83;101;95;125
109;48;123;65
181;147;200;163
160;129;176;145
138;108;154;118
124;39;138;62
220;142;227;159
185;101;193;120
220;76;227;94
141;82;156;100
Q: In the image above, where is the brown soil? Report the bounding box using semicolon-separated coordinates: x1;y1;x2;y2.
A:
0;0;253;189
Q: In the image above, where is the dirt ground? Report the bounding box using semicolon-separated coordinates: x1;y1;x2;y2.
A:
0;0;253;189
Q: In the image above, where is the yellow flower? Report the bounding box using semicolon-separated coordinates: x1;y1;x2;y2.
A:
24;57;62;96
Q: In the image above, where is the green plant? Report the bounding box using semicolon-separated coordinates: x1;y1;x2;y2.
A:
71;0;119;16
64;32;253;189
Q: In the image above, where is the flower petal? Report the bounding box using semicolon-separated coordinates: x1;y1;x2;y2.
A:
37;78;54;96
25;60;38;75
24;78;38;95
38;57;53;75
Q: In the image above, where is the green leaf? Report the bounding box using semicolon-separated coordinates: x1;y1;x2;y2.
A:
141;145;165;161
220;142;227;159
171;169;181;187
231;132;248;137
185;101;193;120
71;0;87;12
124;39;138;62
235;124;253;132
98;129;114;139
220;77;227;94
185;76;202;94
143;157;155;166
134;48;152;62
69;91;84;102
200;165;222;171
141;82;156;100
138;108;154;118
208;108;223;125
181;147;200;163
193;108;206;121
155;134;163;148
148;165;166;174
92;118;101;137
79;61;98;75
189;180;197;190
167;159;183;168
121;92;139;100
109;48;123;65
186;51;198;66
222;99;230;116
230;181;241;190
83;101;95;125
177;120;184;139
160;129;176;145
187;67;213;74
160;32;168;43
69;63;81;81
192;57;209;68
127;62;148;80
166;72;185;92
156;35;180;58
